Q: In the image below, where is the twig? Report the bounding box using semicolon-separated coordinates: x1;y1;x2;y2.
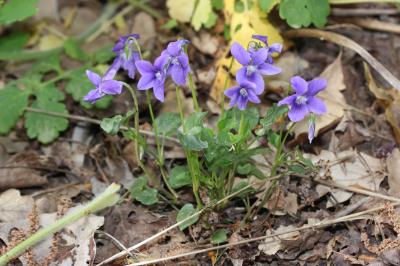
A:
340;17;400;34
96;182;254;266
331;7;400;16
125;202;400;266
24;107;180;145
283;29;400;90
315;179;400;203
330;0;400;4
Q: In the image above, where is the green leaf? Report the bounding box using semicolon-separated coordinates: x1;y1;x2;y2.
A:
135;188;158;205
169;165;191;189
288;164;306;175
211;229;228;244
35;84;65;102
65;69;112;109
130;176;147;196
0;85;29;134
0;31;29;52
212;0;224;10
100;115;124;135
218;107;259;133
24;99;69;143
155;112;181;136
161;19;178;30
29;55;62;74
176;203;199;230
90;45;114;64
279;0;330;28
63;38;86;61
204;11;217;29
232;181;253;198
258;0;274;12
184;112;207;132
257;105;288;135
0;0;38;25
178;133;208;151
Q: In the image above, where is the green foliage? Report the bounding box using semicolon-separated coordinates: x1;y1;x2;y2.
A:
279;0;330;28
63;38;87;61
169;165;191;189
0;0;38;25
24;85;68;143
90;45;115;64
211;229;228;244
258;0;276;12
0;85;29;134
130;176;159;205
155;112;181;136
177;203;198;230
161;19;178;30
0;32;29;52
100;111;134;135
29;55;62;75
257;105;288;135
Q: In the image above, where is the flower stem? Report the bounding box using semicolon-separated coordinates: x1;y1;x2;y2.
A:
123;83;159;187
175;85;202;208
0;183;121;266
146;91;179;199
188;73;200;112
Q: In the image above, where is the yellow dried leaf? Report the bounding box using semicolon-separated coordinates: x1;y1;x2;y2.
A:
166;0;195;23
211;0;283;102
191;0;212;31
293;53;346;140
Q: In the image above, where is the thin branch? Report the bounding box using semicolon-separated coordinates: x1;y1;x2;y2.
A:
283;29;400;90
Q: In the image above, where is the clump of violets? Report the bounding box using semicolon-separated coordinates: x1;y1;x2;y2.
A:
225;34;282;110
135;39;191;102
278;76;327;142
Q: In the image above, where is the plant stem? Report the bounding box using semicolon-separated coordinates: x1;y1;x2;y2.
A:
243;123;294;222
0;183;121;266
188;73;200;112
123;83;159;188
146;91;178;199
175;85;202;208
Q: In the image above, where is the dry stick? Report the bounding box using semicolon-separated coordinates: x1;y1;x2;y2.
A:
24;107;180;145
283;29;400;90
125;202;400;266
331;7;400;16
341;17;400;34
315;179;400;203
96;183;254;266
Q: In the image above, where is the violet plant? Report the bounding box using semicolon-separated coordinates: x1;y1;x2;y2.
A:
85;34;327;229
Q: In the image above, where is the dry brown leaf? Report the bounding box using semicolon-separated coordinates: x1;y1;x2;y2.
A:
364;63;400;143
258;225;300;255
387;148;400;196
166;0;196;23
310;149;384;207
0;189;34;222
293;53;346;140
192;32;219;55
131;12;156;45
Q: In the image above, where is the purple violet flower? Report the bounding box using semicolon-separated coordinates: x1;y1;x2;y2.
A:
278;76;327;122
160;39;191;86
251;35;282;64
224;75;262;110
84;70;123;104
231;42;281;92
135;56;167;102
111;34;141;79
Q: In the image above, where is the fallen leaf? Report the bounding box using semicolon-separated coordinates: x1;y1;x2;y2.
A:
192;32;219;55
364;63;400;143
310;149;384;207
131;12;156;45
191;0;213;31
387;148;400;196
166;0;196;23
293;53;347;140
258;225;300;255
0;189;34;222
38;34;63;50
